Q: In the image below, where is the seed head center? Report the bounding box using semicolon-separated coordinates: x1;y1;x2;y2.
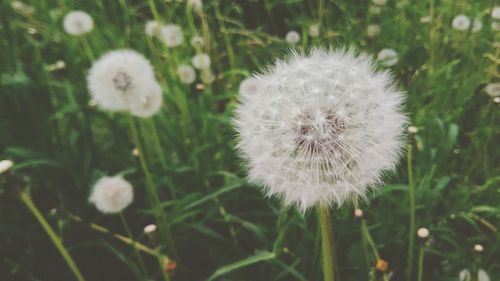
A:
113;71;133;92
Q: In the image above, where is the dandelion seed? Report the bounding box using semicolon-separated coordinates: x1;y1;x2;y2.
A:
192;53;211;70
190;35;204;48
239;77;260;97
354;208;363;218
492;6;500;20
144;224;157;234
308;24;320;37
417;227;429;239
87;49;162;117
372;0;387;6
367;24;381;37
187;0;203;13
177;64;196;84
472;19;482;32
160;24;184;47
377;48;398;66
89;176;134;214
234;49;407;211
0;160;14;174
285;31;300;45
473;244;484;252
484;83;500;97
145;20;161;37
452;15;471;31
407;126;418;134
63;11;93;36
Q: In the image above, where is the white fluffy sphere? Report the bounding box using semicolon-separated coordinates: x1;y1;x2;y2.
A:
492;6;500;20
63;11;93;36
0;160;14;174
484;82;500;97
452;15;471;31
89;176;134;214
377;48;398;66
472;19;482;32
87;49;162;116
285;30;300;45
234;49;407;211
367;24;381;37
308;24;320;37
145;20;161;37
177;64;196;84
160;24;184;47
128;82;163;118
191;35;204;48
192;53;211;70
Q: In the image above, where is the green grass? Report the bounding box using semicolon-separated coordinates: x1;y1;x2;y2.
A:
1;0;499;280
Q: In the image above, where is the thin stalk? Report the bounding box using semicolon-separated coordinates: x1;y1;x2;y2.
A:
417;246;424;281
80;35;94;61
19;191;85;281
272;204;288;255
317;206;335;281
407;143;416;281
148;0;161;22
214;2;235;69
119;213;148;277
126;113;177;257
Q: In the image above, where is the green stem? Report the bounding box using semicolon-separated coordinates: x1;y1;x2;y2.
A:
126;113;177;257
120;213;148;278
148;0;161;22
417;246;424;281
80;35;94;61
272;203;288;255
318;206;335;281
19;191;85;281
407;143;416;281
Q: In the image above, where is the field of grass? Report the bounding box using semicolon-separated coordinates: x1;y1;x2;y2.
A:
0;0;499;280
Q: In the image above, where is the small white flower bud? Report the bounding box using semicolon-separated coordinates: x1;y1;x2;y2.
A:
285;31;300;45
0;160;14;174
417;227;429;239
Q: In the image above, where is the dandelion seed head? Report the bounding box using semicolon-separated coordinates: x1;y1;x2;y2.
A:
160;24;184;47
377;48;398;66
484;82;500;97
417;227;429;239
234;48;407;211
474;244;484;252
63;11;93;36
354;208;364;218
192;53;211;70
367;24;381;37
494;97;500;104
308;24;320;37
145;20;161;37
0;160;14;174
89;175;134;214
87;49;162;116
472;19;482;32
177;64;196;84
452;15;471;31
190;35;204;48
285;30;300;45
144;224;157;234
492;7;500;20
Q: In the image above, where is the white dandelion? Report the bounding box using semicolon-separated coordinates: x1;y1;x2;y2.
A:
128;82;163;118
377;48;398;66
177;64;196;84
63;11;93;36
0;160;14;174
452;15;471;31
485;83;500;97
87;49;162;116
417;227;429;239
239;77;260;97
234;48;407;211
492;21;500;31
89;176;134;214
160;24;184;47
191;35;204;48
145;20;161;37
308;24;320;37
187;0;203;12
367;24;381;37
472;19;482;32
492;6;500;20
192;53;211;70
285;30;300;45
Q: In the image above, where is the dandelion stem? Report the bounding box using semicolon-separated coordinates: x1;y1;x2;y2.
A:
407;143;416;281
126;113;177;257
318;206;335;281
119;212;148;278
147;0;161;22
417;245;424;281
19;191;85;281
80;35;94;61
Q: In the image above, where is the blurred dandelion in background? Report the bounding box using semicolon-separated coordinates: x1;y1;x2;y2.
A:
63;11;93;36
285;30;300;45
89;176;134;214
377;48;398;66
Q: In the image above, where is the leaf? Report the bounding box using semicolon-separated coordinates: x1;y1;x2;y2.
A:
206;251;275;281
